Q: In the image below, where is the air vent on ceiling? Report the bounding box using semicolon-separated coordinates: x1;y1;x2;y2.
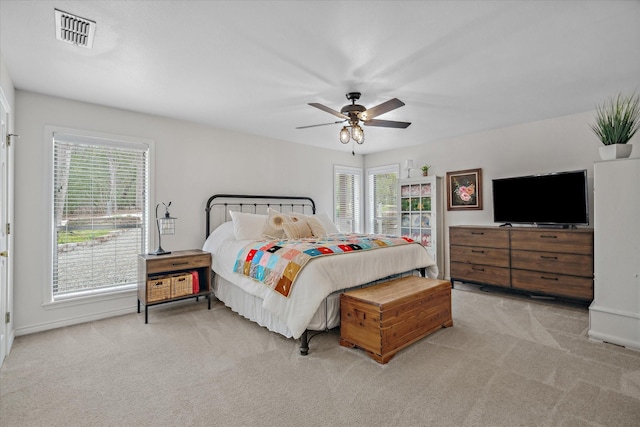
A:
54;9;95;49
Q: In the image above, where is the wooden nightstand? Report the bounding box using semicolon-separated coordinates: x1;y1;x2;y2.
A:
137;249;212;323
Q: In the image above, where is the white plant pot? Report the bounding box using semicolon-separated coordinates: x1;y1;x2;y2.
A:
599;144;633;160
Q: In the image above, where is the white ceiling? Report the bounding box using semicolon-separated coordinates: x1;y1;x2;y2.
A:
1;1;639;154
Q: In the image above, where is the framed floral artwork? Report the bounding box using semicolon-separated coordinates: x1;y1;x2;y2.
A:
446;168;483;210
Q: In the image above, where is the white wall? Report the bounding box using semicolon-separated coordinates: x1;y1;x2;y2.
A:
0;59;15;110
365;112;639;280
13;89;640;336
14;90;361;335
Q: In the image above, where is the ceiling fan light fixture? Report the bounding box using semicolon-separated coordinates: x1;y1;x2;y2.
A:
352;124;364;144
339;126;351;144
301;92;409;148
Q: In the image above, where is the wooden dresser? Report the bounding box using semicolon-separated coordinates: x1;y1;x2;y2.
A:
449;226;510;288
449;225;594;302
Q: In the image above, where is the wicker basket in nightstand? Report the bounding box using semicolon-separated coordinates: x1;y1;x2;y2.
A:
170;272;193;298
146;276;171;302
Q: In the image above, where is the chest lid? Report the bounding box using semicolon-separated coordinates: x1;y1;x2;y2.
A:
342;276;450;310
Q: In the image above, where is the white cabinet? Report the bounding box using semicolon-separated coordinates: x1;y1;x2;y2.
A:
399;175;443;279
589;157;640;350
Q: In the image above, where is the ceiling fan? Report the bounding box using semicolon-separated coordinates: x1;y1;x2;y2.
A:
296;92;411;145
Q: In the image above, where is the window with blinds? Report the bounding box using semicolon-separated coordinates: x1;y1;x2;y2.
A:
334;165;362;233
367;165;399;234
52;133;149;299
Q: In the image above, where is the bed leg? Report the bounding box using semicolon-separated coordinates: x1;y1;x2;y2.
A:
299;330;309;356
419;267;426;277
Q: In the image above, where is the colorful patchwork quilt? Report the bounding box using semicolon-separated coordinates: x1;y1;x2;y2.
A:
234;233;416;297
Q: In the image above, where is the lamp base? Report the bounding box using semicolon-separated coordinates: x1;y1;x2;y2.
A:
149;248;171;256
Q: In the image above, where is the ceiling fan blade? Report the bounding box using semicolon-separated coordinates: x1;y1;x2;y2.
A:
361;98;405;120
296;120;346;129
363;119;412;129
309;103;349;119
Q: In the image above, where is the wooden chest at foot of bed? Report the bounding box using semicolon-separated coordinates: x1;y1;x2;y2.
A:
339;276;453;364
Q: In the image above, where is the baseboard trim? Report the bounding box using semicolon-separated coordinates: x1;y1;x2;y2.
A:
588;331;640;351
588;304;640;351
14;305;137;337
589;304;640;320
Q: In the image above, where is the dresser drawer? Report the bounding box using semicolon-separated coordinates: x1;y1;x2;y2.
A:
146;253;211;274
510;229;593;255
450;261;511;287
450;245;510;268
449;227;510;249
511;269;593;301
511;250;593;277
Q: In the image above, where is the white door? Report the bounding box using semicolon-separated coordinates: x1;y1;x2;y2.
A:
0;91;11;364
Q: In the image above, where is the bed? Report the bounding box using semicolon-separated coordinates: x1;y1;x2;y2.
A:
202;194;439;355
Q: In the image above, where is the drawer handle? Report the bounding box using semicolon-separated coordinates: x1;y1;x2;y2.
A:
540;235;558;239
471;250;485;253
541;276;558;281
471;232;484;235
472;266;485;272
172;262;190;266
540;255;558;260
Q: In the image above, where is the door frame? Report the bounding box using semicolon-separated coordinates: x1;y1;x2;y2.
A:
0;86;14;366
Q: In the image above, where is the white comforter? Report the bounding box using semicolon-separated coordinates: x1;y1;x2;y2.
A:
203;222;438;338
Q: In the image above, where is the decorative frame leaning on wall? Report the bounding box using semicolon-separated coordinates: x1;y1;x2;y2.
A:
446;168;483;210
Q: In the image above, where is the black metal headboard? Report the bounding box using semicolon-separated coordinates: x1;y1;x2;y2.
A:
205;194;316;239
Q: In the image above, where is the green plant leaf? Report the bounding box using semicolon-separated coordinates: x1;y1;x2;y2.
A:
591;92;640;145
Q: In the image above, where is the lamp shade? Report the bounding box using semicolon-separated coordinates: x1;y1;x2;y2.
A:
158;216;175;235
352;124;364;144
339;126;351;144
404;159;414;170
149;202;176;255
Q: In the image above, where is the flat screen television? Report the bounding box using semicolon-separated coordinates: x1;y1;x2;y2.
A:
492;170;589;227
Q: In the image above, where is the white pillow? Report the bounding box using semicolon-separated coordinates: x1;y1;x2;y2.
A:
314;212;339;234
228;210;267;240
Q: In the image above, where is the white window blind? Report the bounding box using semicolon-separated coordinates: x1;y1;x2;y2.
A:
52;133;149;299
334;165;362;233
367;165;399;234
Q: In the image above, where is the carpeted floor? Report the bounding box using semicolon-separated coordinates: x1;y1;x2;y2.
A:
1;285;639;426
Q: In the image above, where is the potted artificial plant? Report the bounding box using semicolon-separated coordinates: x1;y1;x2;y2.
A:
591;92;640;160
421;165;431;176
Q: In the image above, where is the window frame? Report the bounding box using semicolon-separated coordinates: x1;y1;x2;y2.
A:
43;126;154;306
366;164;400;235
333;165;363;233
